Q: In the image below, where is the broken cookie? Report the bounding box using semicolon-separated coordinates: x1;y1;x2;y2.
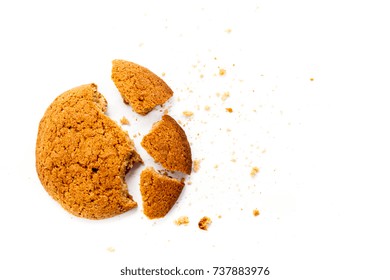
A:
35;84;142;219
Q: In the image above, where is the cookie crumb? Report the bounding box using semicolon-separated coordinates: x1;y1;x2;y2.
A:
183;111;194;117
120;116;130;125
193;159;201;172
214;164;219;169
253;209;260;216
219;68;226;76
204;105;210;111
198;216;212;230
175;216;189;226
310;77;314;81
221;92;230;101
225;28;232;33
226;108;233;113
250;166;259;177
162;72;166;77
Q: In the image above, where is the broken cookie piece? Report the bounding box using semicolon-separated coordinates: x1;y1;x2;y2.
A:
111;59;173;115
36;84;142;219
140;167;185;219
141;115;192;174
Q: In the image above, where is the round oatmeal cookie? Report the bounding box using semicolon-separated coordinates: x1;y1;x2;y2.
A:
36;84;142;219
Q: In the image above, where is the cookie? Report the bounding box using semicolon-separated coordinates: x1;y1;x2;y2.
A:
36;84;142;219
111;59;173;115
140;167;185;219
141;115;192;174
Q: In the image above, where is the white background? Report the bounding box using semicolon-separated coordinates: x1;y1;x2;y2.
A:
1;0;389;279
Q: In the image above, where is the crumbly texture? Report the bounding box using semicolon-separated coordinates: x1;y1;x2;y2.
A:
175;216;190;226
226;108;233;113
198;216;212;230
36;84;142;219
140;167;185;219
111;59;173;115
120;116;130;125
141;115;192;174
253;209;260;216
250;166;259;177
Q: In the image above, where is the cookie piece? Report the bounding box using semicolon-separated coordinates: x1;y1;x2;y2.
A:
140;167;185;219
111;59;173;115
36;84;142;219
141;115;192;174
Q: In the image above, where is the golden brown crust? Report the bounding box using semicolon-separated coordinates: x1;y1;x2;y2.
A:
111;59;173;115
36;84;142;219
141;115;192;174
140;167;185;219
